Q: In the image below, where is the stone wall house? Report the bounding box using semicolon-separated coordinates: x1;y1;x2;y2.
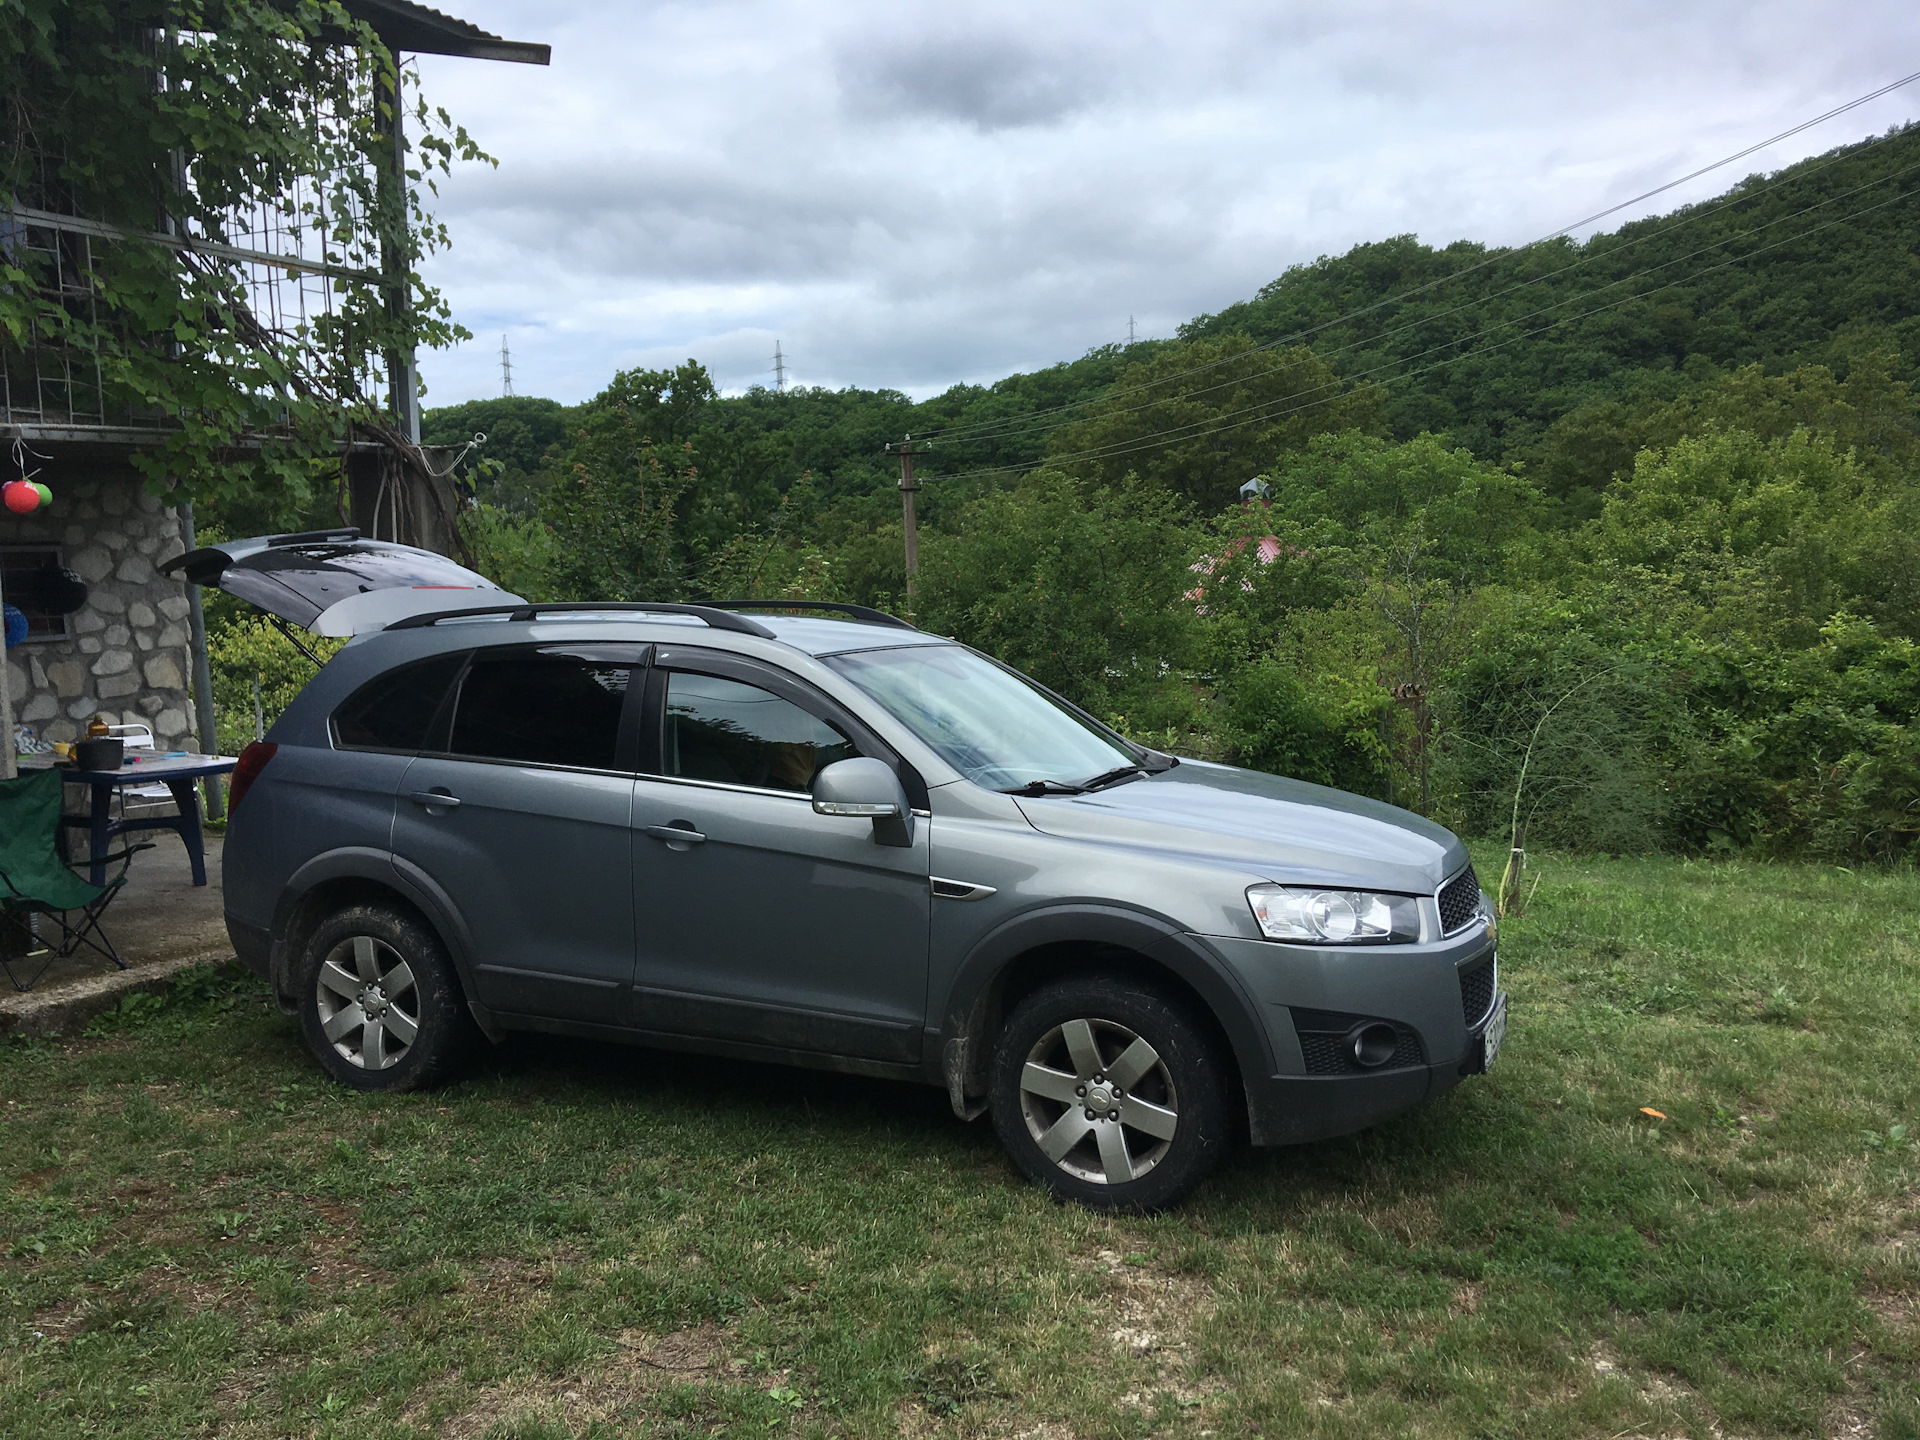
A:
2;463;196;750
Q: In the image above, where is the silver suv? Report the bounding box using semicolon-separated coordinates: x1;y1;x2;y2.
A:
189;533;1506;1211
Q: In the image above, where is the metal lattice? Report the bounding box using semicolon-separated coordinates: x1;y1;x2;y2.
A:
3;38;399;437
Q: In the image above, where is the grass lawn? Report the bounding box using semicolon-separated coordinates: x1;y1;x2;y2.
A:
4;849;1920;1439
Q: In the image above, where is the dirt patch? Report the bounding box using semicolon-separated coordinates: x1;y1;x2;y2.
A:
301;1198;382;1293
431;1323;743;1439
615;1322;729;1375
28;1294;92;1342
1872;1226;1920;1258
1825;1395;1874;1440
93;1177;199;1249
455;1250;592;1322
207;1361;278;1420
1587;1342;1726;1439
13;1166;59;1194
1079;1247;1224;1412
1865;1286;1916;1334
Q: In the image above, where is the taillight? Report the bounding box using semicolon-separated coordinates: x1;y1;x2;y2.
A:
228;741;278;815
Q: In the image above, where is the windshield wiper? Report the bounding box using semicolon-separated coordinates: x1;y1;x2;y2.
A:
1002;778;1087;796
1078;763;1148;792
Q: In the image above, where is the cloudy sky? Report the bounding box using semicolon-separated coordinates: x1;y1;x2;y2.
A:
408;1;1920;409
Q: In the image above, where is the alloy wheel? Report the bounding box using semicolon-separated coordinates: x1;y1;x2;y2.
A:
1018;1017;1180;1185
314;934;421;1071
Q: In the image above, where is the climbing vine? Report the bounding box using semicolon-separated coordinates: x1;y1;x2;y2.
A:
0;0;492;505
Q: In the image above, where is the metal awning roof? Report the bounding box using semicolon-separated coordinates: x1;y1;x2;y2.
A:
337;0;549;65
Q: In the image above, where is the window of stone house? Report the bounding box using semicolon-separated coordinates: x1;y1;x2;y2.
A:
0;546;73;642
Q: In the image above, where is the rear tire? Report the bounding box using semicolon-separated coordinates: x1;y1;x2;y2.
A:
297;903;477;1093
990;976;1232;1212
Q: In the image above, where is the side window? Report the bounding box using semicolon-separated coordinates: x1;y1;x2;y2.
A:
332;653;466;752
663;671;856;793
448;653;632;770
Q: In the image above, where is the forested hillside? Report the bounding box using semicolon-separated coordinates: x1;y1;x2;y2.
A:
379;125;1920;865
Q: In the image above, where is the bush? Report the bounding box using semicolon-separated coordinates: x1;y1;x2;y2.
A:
206;614;341;755
1218;655;1391;796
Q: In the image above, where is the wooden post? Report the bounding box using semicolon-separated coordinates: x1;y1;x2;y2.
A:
175;497;224;816
376;56;420;445
899;448;919;597
886;437;926;600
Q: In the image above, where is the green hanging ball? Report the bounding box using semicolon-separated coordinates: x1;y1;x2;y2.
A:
31;483;52;509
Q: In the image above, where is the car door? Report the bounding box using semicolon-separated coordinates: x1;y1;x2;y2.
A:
269;650;471;899
391;643;645;1023
628;647;931;1063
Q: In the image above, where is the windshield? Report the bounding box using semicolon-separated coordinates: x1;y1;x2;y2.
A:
825;645;1136;791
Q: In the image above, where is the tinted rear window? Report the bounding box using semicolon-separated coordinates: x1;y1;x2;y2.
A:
331;654;465;752
448;653;632;769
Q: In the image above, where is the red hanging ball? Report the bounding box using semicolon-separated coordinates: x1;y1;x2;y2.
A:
3;480;40;514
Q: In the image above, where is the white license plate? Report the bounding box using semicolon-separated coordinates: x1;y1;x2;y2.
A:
1480;993;1507;1072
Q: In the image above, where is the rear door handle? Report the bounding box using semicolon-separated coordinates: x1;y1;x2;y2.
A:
409;790;462;810
643;822;706;845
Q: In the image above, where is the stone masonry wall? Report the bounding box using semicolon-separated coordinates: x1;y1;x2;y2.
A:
2;471;195;748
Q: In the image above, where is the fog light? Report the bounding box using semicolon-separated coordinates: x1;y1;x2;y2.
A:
1347;1022;1400;1069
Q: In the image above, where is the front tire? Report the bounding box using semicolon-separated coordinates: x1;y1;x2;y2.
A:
989;977;1232;1212
297;903;477;1092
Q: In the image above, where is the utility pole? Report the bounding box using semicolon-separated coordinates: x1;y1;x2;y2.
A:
500;334;513;397
772;341;786;393
883;436;931;599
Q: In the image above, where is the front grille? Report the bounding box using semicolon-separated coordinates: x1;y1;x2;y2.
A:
1437;865;1483;935
1291;1008;1425;1075
1460;957;1497;1028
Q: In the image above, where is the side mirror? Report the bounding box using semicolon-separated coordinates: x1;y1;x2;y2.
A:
812;757;914;847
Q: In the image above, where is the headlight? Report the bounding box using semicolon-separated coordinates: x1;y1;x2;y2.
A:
1247;885;1420;944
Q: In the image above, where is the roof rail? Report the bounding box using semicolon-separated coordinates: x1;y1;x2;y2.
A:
384;602;777;638
712;600;916;630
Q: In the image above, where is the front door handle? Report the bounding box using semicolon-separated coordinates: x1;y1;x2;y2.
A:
409;790;462;810
643;822;706;848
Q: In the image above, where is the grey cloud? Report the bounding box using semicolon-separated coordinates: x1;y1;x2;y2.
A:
835;28;1105;131
412;0;1920;407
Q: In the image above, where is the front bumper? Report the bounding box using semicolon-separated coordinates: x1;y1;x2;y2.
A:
1202;921;1503;1146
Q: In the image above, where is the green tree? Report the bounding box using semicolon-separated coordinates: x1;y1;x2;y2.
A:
1523;351;1919;520
914;470;1200;719
1046;336;1384;509
423;396;569;513
1583;426;1920;641
540;413;695;602
1185;128;1920;462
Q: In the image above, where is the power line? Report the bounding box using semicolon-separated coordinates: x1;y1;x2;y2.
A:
500;334;513;398
910;69;1920;449
931;140;1920;454
925;181;1920;486
772;341;787;393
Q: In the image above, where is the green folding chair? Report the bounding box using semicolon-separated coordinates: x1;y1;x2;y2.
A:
0;769;151;991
